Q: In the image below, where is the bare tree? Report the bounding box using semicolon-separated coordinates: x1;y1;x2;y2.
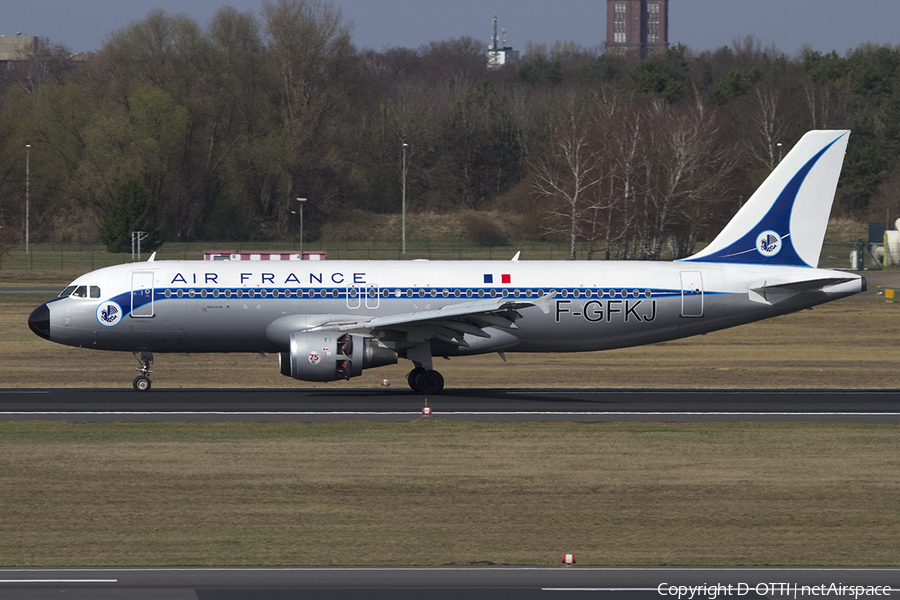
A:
804;80;850;130
640;92;736;259
747;81;790;169
263;0;355;216
603;94;644;259
531;100;605;259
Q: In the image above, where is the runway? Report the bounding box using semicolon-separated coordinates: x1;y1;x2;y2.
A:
2;566;900;600
1;387;899;422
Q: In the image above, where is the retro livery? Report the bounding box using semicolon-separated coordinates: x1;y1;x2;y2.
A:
29;131;865;393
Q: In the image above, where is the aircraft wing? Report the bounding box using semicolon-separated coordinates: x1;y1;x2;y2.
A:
304;293;554;346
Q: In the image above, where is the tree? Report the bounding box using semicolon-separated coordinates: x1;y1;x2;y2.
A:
98;180;162;253
263;0;356;221
437;80;522;210
530;100;605;259
639;93;736;259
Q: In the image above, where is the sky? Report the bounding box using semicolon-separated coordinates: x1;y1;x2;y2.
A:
4;0;899;58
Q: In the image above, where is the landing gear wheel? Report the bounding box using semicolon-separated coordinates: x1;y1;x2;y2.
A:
407;367;425;392
132;351;153;392
133;375;151;392
415;370;444;395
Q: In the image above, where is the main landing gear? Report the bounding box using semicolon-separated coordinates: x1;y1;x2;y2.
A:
407;367;444;395
133;351;153;392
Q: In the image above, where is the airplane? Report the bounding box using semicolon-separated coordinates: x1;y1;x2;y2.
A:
28;130;865;394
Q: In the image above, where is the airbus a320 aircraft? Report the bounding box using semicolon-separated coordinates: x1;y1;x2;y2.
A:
29;130;865;393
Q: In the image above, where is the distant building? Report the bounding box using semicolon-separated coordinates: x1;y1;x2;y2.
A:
0;35;36;67
487;12;518;68
605;0;668;59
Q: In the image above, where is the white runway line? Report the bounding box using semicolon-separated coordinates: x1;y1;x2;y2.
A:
2;411;900;417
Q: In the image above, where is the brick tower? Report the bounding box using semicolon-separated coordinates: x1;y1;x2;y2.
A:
606;0;669;59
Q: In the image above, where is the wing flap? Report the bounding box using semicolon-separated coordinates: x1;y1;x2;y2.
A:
305;295;551;334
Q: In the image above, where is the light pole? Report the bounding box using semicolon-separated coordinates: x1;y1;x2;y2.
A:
296;197;306;257
25;144;30;254
401;142;408;254
131;231;147;261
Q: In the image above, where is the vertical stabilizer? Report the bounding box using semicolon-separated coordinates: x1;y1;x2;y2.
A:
682;130;850;267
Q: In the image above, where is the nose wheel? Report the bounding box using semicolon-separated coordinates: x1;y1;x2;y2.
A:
133;351;153;392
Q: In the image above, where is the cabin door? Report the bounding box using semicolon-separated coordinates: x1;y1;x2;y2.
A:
680;271;704;318
131;271;155;318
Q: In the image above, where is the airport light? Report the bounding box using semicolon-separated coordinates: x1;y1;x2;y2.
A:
296;197;307;257
25;144;30;254
777;142;783;165
402;142;408;254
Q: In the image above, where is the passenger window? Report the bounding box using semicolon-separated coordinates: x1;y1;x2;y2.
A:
90;286;101;298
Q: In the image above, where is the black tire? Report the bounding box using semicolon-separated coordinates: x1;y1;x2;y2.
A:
133;375;151;392
416;370;444;395
407;367;425;392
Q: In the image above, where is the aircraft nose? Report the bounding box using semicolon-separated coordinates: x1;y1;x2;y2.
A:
28;302;51;341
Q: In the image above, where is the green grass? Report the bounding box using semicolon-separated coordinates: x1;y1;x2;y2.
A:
1;421;899;566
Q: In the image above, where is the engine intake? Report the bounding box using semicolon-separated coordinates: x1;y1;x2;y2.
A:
279;331;397;382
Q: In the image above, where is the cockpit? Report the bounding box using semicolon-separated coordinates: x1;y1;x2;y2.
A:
59;285;101;299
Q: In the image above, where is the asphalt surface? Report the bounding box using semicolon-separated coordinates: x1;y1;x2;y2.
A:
1;387;899;422
2;567;900;600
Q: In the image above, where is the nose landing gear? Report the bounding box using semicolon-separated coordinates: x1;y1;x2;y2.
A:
133;351;153;392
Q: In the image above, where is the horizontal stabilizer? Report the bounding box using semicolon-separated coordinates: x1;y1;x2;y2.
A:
749;276;857;304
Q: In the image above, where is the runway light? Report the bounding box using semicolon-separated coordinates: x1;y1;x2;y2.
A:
382;378;390;387
422;406;432;416
562;554;576;566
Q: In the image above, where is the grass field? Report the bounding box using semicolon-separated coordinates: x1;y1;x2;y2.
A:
1;264;899;566
1;421;900;566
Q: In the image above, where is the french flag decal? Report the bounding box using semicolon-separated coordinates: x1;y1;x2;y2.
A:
484;274;512;284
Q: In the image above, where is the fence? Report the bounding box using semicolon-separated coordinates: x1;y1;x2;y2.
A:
0;240;887;274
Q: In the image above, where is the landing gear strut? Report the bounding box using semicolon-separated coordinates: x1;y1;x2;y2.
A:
407;367;444;395
133;351;153;392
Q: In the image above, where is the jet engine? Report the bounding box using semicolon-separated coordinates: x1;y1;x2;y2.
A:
278;331;397;382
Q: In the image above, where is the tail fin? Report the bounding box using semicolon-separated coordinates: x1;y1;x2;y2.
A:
682;130;850;267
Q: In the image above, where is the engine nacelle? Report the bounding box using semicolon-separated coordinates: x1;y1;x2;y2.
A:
278;331;397;382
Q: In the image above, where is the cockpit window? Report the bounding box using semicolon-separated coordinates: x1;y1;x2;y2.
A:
59;285;101;298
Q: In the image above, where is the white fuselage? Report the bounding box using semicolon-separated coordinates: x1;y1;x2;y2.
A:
39;259;864;355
